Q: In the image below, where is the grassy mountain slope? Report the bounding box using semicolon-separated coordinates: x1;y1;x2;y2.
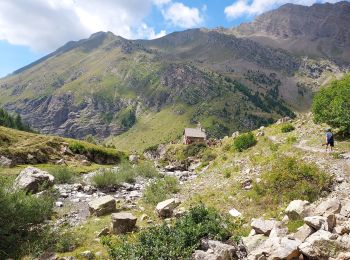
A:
0;2;348;146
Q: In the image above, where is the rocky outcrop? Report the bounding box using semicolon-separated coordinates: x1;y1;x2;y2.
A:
13;166;54;193
251;218;279;236
285;200;313;220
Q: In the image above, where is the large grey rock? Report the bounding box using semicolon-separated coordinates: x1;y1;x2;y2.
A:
248;237;300;260
88;195;116;216
268;237;301;259
0;155;13;168
251;218;279;236
285;200;312;220
315;198;341;216
340;201;350;218
293;224;314;242
304;214;336;232
13;166;54;193
298;230;339;259
242;234;267;253
192;240;244;260
156;198;180;218
111;212;137;234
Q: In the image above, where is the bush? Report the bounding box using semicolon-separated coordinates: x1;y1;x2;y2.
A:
312;74;350;134
102;204;234;260
281;123;295;133
249;157;333;207
55;231;81;253
143;176;179;205
50;166;75;184
92;170;119;188
233;132;257;152
0;177;54;259
134;161;159;179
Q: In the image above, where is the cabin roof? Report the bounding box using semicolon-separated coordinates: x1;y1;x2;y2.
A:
184;128;206;139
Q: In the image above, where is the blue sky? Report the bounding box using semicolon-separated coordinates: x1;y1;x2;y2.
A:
0;0;345;77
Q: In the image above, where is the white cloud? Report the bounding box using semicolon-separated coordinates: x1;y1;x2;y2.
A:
225;0;342;19
161;2;204;28
0;0;165;51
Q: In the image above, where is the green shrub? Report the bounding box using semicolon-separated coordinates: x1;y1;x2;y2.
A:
143;176;179;205
50;166;75;184
184;143;207;157
55;231;81;253
281;123;295;133
249;157;332;207
102;204;234;260
134;161;159;178
312;74;350;134
0;177;54;259
201;150;217;164
233;132;257;152
92;170;119;188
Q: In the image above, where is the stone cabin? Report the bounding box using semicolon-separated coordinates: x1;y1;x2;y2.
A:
183;124;207;145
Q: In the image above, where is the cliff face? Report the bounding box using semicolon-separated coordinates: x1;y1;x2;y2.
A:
231;1;350;64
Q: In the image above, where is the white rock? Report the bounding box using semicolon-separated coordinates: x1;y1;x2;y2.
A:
0;156;13;168
251;218;279;236
315;198;341;215
55;201;63;207
13;166;54;194
293;224;314;242
242;234;267;253
340;201;350;217
229;208;242;218
285;200;312;220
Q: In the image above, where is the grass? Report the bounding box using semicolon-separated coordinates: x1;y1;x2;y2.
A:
92;162;159;189
49;166;75;184
143;176;180;205
108;106;193;153
281;123;295;133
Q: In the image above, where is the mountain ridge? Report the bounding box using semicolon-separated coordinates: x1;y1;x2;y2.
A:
0;1;348;145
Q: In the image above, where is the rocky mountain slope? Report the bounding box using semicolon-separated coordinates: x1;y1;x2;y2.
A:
230;1;350;64
0;2;348;145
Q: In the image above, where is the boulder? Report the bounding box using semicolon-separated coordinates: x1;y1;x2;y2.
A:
0;155;13;168
315;198;341;215
13;166;54;193
304;215;336;232
111;212;137;234
242;234;267;253
251;218;279;236
268;225;288;238
298;230;339;259
88;195;116;216
248;237;300;260
268;237;301;259
285;200;312;220
192;240;243;260
293;224;314;242
340;201;350;218
334;220;350;235
156;198;180;218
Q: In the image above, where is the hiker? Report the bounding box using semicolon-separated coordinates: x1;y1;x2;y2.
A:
324;128;334;152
